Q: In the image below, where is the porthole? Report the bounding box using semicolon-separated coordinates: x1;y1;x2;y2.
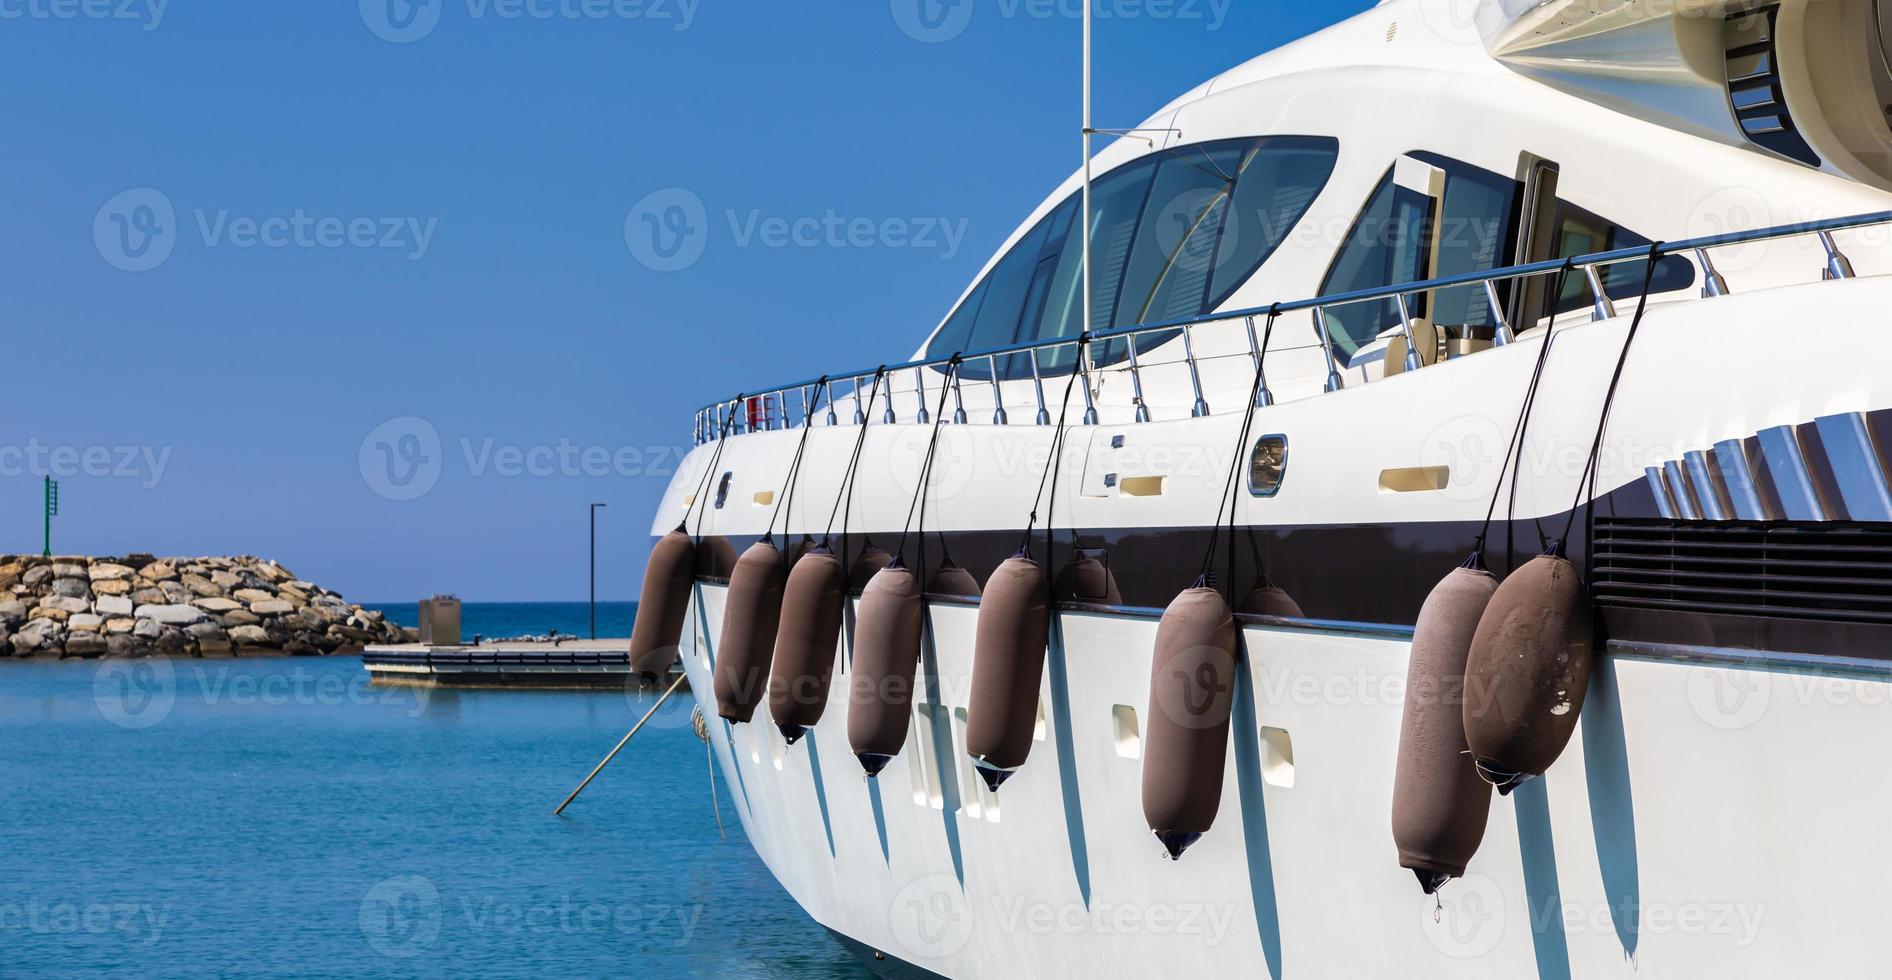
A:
1248;435;1288;497
714;471;733;509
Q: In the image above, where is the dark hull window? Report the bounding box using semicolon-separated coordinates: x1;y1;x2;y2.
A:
928;136;1338;379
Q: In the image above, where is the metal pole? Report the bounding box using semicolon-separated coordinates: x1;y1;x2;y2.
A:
554;670;688;815
590;502;607;640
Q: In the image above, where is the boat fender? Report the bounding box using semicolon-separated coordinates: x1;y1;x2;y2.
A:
1054;552;1120;605
1237;579;1304;619
1392;557;1498;894
712;537;788;724
1142;585;1238;860
966;555;1050;791
1462;548;1594;794
846;560;925;776
927;561;983;599
768;545;847;745
849;545;893;591
629;526;696;680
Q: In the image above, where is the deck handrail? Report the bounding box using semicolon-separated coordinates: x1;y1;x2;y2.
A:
690;209;1892;442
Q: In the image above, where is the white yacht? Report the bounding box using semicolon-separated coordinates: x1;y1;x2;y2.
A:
638;0;1892;975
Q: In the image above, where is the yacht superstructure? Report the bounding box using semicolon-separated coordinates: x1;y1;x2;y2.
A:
640;1;1892;975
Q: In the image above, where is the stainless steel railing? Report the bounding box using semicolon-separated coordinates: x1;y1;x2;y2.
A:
691;210;1890;444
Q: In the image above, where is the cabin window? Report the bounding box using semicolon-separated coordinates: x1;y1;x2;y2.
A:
1320;152;1694;359
927;136;1338;380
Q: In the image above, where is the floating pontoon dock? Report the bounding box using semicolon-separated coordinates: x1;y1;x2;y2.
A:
361;639;686;690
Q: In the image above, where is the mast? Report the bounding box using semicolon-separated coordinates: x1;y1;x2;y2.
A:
1081;0;1092;347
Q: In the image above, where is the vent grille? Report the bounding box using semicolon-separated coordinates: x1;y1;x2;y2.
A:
1724;5;1821;166
1592;519;1892;625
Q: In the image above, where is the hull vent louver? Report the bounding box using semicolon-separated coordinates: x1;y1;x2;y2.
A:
1724;5;1821;167
1592;520;1892;627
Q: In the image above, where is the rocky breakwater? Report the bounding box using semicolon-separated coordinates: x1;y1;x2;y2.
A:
0;555;413;659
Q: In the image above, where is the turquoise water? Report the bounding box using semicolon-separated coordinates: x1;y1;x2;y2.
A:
369;601;639;642
0;657;868;978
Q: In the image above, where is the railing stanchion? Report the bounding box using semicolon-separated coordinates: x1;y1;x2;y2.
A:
1819;230;1856;280
825;380;839;427
1391;293;1425;373
1696;248;1730;298
1584;264;1619;320
851;375;867;425
988;354;1009;425
1079;340;1099;425
1028;348;1051;426
799;386;812;428
913;367;931;425
951;364;969;425
1315;307;1345;393
1127;331;1151;423
1243;315;1274;408
881;374;897;425
1183;323;1210;418
1484;280;1516;346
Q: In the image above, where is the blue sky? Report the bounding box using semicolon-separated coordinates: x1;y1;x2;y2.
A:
3;0;1347;603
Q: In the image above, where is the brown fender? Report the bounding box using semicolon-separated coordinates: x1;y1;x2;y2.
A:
1462;553;1594;794
712;538;788;724
629;527;696;679
965;555;1050;790
846;562;924;776
767;546;847;744
849;545;893;591
1237;581;1304;619
1142;586;1238;860
1392;562;1498;894
1054;553;1121;605
927;561;983;599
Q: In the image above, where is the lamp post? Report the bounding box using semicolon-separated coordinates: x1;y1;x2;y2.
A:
42;477;59;558
590;503;607;640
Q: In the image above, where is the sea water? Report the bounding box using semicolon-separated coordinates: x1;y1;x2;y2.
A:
0;654;868;978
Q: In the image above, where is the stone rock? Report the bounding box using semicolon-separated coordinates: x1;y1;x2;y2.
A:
193;597;243;612
12;620;59;652
50;578;91;599
233;588;276;604
153;627;192;657
105;617;136;634
219;610;260;627
43;596;90;614
210;570;241;588
97;595;134;616
250;599;294;616
135;604;207;626
188;623;233;655
93;579;133;596
0;599;26;627
68;614;104;632
0;561;22;591
278;584;310;602
132;587;168;606
255;562;293;584
105;633;143;658
159;582;194;604
121;554;157;569
133;619;162;639
140;562;177;582
22;565;54;588
63;632;108;658
89;563;135;582
50;562;88;579
181;575;220;598
31;607;70;623
228;625;271;646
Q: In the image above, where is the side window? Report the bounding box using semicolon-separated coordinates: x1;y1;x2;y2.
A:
926;136;1337;379
1320;152;1693;359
